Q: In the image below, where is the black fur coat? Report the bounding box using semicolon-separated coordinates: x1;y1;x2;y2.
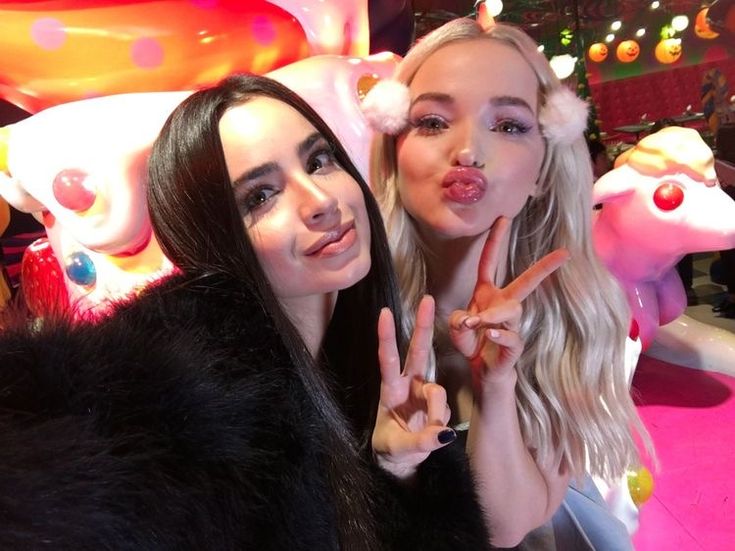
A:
0;274;490;550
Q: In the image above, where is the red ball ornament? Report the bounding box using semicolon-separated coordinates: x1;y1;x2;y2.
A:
653;182;684;211
52;168;96;211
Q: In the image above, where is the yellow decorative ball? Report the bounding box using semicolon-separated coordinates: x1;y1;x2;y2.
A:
627;466;654;506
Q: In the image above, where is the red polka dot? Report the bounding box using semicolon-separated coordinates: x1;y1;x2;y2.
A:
31;17;67;50
252;16;276;45
131;38;164;69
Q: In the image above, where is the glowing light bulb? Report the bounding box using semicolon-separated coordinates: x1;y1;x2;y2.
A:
672;15;689;31
611;20;622;31
636;28;646;37
549;54;577;80
485;0;503;17
605;33;615;43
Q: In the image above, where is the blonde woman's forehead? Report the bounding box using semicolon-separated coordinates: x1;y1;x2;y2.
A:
409;39;541;114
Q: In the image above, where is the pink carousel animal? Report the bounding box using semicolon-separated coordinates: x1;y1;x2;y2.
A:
593;127;735;373
0;53;395;318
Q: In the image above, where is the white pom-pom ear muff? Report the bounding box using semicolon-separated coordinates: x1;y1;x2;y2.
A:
538;87;589;146
361;79;411;135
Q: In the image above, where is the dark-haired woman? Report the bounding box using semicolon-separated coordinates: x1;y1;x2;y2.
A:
0;75;490;550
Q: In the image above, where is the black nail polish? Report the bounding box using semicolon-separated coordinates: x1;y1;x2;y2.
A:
438;428;456;444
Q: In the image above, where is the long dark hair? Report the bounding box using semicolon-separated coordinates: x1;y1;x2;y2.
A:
147;74;404;549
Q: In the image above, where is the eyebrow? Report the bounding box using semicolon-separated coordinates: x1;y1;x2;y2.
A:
232;131;325;188
297;132;324;158
491;95;535;113
410;92;534;114
232;162;278;189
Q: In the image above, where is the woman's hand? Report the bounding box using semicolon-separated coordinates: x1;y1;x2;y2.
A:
447;217;572;545
372;295;456;481
448;217;569;389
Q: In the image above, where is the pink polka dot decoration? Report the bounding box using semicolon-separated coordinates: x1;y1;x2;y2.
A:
30;17;67;51
252;16;276;46
131;37;164;69
52;168;97;212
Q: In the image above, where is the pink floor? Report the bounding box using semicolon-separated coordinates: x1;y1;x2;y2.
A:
631;355;735;550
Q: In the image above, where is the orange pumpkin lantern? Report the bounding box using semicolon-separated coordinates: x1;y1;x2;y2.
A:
655;38;683;64
616;40;640;63
695;8;720;39
588;42;608;62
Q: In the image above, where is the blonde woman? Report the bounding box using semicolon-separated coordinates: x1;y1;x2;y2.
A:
364;18;651;549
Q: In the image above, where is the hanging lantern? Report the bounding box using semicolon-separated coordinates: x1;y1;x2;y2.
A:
616;40;640;62
588;42;608;62
695;8;720;39
655;38;682;64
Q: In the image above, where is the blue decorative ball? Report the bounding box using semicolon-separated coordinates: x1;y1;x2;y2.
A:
65;251;97;287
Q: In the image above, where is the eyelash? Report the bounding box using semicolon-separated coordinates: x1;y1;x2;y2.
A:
239;184;277;214
237;146;339;215
491;119;533;135
411;115;448;135
411;115;533;136
306;146;338;174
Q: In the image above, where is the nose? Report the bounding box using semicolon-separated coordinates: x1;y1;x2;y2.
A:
454;120;485;169
295;174;339;227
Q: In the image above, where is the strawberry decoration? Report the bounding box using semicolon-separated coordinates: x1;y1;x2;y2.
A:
21;237;70;318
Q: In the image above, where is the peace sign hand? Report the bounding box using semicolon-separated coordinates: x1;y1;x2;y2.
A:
448;217;569;389
372;295;456;481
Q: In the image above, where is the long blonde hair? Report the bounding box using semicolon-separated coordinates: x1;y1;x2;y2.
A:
371;18;652;481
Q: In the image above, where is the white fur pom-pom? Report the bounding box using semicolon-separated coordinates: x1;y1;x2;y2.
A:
360;79;411;135
538;87;589;146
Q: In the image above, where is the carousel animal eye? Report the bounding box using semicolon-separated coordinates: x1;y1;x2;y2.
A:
653;182;684;211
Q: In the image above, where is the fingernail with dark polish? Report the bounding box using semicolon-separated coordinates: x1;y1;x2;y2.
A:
438;428;457;444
